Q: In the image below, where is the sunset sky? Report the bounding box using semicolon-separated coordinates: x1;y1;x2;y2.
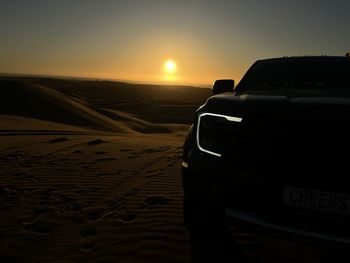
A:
1;0;350;85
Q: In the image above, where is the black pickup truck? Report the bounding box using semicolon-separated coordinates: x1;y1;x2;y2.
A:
182;56;350;248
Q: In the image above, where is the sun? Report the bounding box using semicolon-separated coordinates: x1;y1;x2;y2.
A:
164;59;177;74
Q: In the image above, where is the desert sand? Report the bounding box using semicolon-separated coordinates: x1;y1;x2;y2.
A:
0;133;189;262
0;77;342;262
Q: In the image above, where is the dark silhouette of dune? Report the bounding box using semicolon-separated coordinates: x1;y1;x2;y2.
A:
96;108;188;133
1;77;211;123
17;77;211;105
0;81;134;133
0;78;210;133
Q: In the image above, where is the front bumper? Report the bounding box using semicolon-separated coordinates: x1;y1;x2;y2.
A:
182;149;350;245
226;208;350;245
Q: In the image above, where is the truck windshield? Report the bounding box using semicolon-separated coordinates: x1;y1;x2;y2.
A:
237;59;350;91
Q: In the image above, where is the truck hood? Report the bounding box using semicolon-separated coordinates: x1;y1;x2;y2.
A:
203;91;350;117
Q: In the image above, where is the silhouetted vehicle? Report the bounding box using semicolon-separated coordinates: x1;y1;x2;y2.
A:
182;56;350;246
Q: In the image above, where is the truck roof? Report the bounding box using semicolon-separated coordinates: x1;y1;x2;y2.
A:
257;56;350;64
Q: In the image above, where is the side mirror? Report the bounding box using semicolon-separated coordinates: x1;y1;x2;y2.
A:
212;79;235;95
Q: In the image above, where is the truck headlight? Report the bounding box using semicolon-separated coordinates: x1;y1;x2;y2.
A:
196;113;242;157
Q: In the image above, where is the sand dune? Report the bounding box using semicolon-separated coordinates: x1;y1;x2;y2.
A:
0;114;94;133
0;79;205;134
0;81;134;133
1;77;210;124
0;78;197;262
0;134;190;263
96;108;189;134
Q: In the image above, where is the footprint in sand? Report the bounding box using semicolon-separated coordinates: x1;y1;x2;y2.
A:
95;172;116;177
146;171;162;179
80;229;96;252
120;213;137;223
32;206;56;216
24;187;36;193
80;239;95;252
123;188;140;197
12;172;39;181
70;201;83;212
105;197;124;209
96;157;116;162
88;187;100;193
19;160;35;168
142;147;170;154
22;217;60;235
95;151;106;155
50;137;69;144
2;151;25;161
54;168;75;172
120;149;132;152
143;196;171;208
100;192;140;224
80;207;115;223
1;185;22;208
80;228;96;238
13;172;26;177
87;139;106;146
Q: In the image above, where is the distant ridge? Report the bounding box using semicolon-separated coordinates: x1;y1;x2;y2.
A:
0;73;209;88
0;78;211;133
0;80;135;133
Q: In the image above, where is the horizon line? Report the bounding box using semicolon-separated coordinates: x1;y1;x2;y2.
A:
0;72;213;89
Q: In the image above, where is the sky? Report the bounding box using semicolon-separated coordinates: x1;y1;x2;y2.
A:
1;0;350;86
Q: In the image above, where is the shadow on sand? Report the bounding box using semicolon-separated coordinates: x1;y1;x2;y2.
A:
189;228;245;263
